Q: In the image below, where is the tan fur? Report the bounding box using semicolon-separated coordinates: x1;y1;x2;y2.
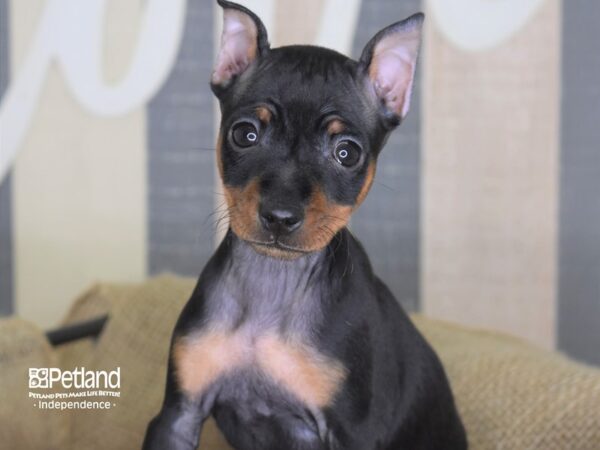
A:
174;331;346;408
327;119;345;135
355;162;376;207
223;179;304;258
256;335;347;407
220;155;376;257
297;188;352;252
224;178;261;242
173;331;249;396
256;106;272;123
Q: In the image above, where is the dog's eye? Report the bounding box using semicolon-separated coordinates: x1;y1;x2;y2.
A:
333;141;361;167
232;122;259;148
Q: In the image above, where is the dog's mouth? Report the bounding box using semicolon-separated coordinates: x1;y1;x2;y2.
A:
244;238;311;258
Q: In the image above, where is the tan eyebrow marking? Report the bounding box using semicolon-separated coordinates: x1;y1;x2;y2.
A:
327;119;346;135
256;106;272;123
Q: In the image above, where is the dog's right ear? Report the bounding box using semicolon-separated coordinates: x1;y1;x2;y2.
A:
211;0;269;93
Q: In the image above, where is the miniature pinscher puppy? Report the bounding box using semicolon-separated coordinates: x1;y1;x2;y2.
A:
143;1;467;449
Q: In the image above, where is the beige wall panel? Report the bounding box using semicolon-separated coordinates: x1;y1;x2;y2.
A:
422;0;560;349
12;0;147;327
274;0;324;46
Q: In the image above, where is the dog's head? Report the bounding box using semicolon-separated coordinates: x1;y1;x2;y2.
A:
212;0;423;258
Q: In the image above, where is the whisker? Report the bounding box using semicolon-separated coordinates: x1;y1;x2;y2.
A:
373;179;398;192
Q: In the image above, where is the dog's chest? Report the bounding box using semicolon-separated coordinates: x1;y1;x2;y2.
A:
174;328;346;409
174;327;344;448
174;248;347;407
173;248;346;445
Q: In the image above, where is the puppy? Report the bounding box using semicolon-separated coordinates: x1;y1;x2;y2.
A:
144;1;467;449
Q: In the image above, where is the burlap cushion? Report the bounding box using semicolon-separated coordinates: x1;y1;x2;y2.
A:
412;316;600;450
0;318;69;450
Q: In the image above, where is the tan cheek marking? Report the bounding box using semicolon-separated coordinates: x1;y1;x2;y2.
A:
355;162;376;208
299;164;376;251
216;133;224;179
173;332;247;397
300;189;352;252
256;335;347;408
224;178;261;241
256;106;272;124
327;119;345;135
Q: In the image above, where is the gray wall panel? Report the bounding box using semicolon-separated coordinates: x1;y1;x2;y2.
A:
148;0;217;277
351;0;422;311
0;0;12;315
558;0;600;365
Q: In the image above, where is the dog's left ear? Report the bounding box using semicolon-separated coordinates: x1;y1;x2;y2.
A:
359;13;424;123
211;0;270;91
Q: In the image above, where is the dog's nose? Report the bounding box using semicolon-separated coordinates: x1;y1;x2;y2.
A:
259;206;303;235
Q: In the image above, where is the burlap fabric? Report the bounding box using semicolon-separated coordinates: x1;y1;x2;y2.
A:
1;275;599;449
413;316;600;449
0;318;68;449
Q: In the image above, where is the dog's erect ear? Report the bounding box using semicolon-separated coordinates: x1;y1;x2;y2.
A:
211;0;269;91
359;13;424;123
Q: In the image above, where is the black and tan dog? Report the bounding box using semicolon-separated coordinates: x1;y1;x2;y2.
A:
144;1;466;449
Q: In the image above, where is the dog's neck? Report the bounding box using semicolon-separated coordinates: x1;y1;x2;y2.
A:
205;230;345;337
227;234;327;295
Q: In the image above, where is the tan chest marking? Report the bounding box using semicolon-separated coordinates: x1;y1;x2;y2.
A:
255;335;347;408
174;332;347;408
173;332;250;397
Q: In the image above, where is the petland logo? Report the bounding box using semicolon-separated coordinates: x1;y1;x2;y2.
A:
28;367;121;410
29;367;120;389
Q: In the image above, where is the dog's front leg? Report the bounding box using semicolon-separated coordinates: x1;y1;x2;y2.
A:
142;390;211;450
142;340;217;450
